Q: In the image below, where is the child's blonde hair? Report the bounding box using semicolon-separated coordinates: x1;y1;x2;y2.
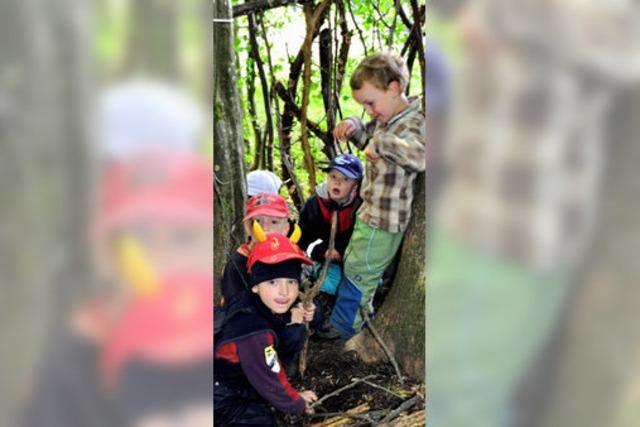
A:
350;52;409;92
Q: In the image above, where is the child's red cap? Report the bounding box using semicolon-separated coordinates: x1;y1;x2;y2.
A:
243;193;289;221
247;233;312;273
97;149;212;233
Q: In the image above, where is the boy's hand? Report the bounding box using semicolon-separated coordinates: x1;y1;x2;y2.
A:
333;119;356;141
364;143;381;162
299;390;318;414
289;306;304;324
324;249;342;261
299;302;316;322
290;302;316;323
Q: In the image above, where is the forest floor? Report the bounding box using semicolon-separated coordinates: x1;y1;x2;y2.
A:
279;335;425;426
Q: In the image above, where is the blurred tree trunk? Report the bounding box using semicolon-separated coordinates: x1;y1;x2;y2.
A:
213;0;246;303
539;91;640;427
123;0;180;79
346;175;426;380
0;0;93;422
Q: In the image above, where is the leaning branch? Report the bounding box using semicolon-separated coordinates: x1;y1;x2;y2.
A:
233;0;308;18
311;375;377;408
361;307;404;384
274;81;333;146
378;394;423;424
299;211;337;376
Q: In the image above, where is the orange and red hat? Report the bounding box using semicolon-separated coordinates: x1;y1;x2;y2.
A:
97;149;212;234
247;232;312;273
243;193;289;222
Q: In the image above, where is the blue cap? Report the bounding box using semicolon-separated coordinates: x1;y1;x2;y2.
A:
323;153;363;180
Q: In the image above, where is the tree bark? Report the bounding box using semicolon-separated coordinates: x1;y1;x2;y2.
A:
123;0;180;79
233;0;308;18
278;6;330;210
538;91;640;427
346;175;426;380
319;27;337;159
247;13;274;170
214;0;247;303
0;0;93;422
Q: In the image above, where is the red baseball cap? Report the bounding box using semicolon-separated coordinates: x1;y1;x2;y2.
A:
243;193;289;222
247;233;312;273
97;149;212;233
100;271;213;386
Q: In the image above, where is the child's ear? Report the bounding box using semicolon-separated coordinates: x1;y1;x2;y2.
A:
251;285;259;294
388;81;401;96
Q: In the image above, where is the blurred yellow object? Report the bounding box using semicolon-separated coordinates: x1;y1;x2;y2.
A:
252;220;267;242
116;235;160;296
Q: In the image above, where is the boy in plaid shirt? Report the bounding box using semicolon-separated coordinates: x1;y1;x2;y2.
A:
329;52;426;338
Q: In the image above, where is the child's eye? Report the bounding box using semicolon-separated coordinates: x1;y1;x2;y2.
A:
268;280;277;286
288;279;299;286
271;220;278;225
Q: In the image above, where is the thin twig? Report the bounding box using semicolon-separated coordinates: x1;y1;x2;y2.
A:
361;307;404;384
274;82;333;145
299;211;338;376
377;394;422;425
310;409;388;421
361;379;405;399
346;0;368;57
312;211;337;299
311;374;376;408
309;412;373;422
372;1;391;30
247;13;274;168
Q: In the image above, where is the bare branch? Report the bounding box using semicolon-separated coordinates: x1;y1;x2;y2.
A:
257;11;306;208
246;55;264;170
346;0;368;57
360;379;405;399
247;13;274;169
274;81;333;146
378;395;423;424
361;307;404;384
319;28;338;159
299;0;332;191
310;375;376;408
232;0;308;18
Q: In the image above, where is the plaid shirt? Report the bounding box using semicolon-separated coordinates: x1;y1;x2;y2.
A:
347;97;426;233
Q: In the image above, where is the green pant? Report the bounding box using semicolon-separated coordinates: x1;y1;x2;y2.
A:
426;228;570;427
330;219;404;337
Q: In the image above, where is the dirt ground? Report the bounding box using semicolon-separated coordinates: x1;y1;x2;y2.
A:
278;334;425;426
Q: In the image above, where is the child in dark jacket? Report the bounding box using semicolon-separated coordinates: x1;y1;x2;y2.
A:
214;232;318;425
298;153;363;296
220;192;291;305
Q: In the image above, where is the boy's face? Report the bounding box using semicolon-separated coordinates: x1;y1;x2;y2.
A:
251;277;299;314
327;169;357;201
352;81;403;124
250;215;289;235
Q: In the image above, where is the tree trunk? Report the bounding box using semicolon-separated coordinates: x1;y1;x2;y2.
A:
538;90;640;427
346;174;426;380
0;0;93;422
123;0;180;79
213;0;247;303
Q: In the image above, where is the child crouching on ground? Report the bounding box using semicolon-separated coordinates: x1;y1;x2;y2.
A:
214;232;319;425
